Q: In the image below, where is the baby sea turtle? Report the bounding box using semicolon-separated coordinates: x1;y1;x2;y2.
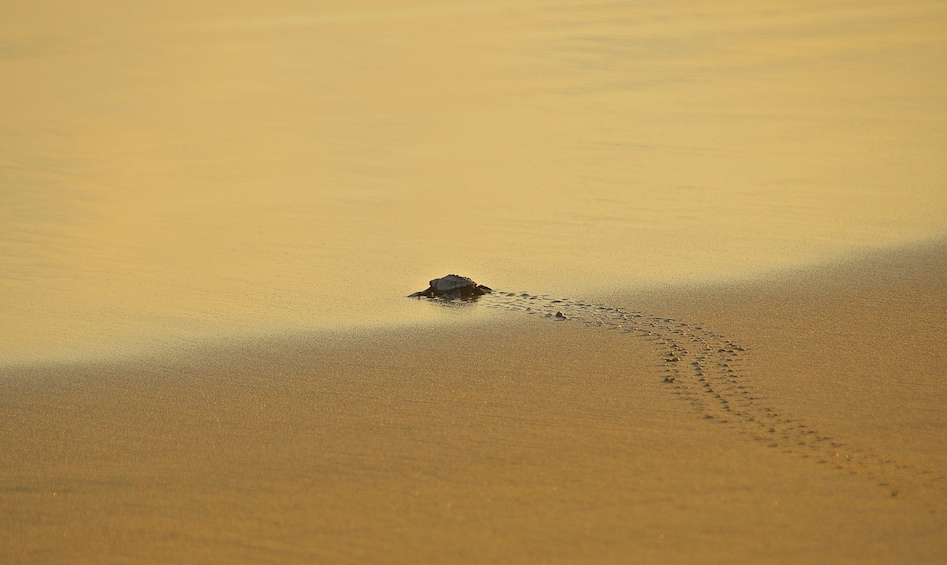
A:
409;274;492;300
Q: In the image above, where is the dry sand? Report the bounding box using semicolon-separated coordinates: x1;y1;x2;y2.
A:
2;242;946;564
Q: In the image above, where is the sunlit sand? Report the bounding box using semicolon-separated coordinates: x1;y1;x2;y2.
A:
1;0;946;562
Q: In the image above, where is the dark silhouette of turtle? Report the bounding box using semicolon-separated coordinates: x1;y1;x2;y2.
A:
409;274;492;300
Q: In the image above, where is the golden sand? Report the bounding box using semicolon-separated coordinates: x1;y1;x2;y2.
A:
2;0;946;561
3;0;947;361
2;243;945;563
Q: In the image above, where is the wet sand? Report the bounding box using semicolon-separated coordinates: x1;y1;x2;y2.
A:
2;242;945;564
4;0;947;361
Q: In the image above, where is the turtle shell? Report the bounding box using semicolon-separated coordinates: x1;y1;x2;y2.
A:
409;274;492;299
429;274;477;293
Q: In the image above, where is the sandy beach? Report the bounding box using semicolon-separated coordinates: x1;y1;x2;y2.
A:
3;0;947;562
2;242;945;563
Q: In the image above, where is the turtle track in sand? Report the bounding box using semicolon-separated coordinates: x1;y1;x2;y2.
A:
480;290;946;505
